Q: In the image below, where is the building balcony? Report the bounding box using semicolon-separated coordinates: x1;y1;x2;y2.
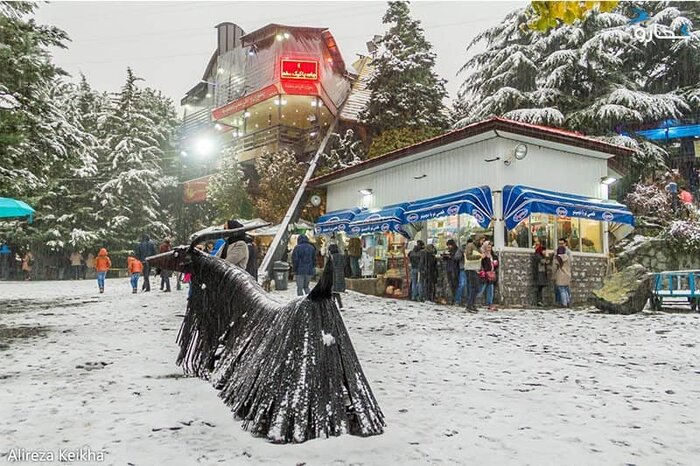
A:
231;124;322;162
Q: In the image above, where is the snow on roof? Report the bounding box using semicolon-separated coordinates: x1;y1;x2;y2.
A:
339;55;374;122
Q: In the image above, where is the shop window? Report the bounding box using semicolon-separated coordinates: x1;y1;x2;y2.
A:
507;220;531;248
425;214;488;254
579;219;603;253
556;217;581;252
529;214;555;250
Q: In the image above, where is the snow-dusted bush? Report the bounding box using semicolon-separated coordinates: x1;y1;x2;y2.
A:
664;220;700;253
625;183;671;219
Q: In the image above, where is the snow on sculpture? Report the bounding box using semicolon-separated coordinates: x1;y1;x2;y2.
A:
146;226;385;443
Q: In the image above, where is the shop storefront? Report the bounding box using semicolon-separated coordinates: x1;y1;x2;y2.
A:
309;117;637;306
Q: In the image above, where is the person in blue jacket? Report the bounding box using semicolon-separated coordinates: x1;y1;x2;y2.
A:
292;234;316;296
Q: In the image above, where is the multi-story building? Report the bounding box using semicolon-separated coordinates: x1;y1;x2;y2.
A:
180;22;372;167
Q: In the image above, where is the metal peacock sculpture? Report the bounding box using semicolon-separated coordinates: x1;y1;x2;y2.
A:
146;225;385;443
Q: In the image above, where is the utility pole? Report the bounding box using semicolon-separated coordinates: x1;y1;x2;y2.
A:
258;115;340;282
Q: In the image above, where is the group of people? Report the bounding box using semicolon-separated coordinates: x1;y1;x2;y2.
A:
532;238;573;308
408;236;499;312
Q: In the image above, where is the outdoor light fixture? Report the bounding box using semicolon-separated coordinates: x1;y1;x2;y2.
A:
248;44;258;56
217;67;224;74
276;34;284;41
243;111;251;118
359;188;373;196
283;32;290;39
514;143;528;160
180;150;188;157
600;176;618;185
214;123;223;131
194;138;214;157
206;93;212;98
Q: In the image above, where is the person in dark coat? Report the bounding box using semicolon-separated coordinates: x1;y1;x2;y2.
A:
531;242;549;306
420;243;438;302
0;243;11;280
328;244;346;310
159;238;173;292
136;234;157;292
443;239;463;304
408;240;425;301
244;235;258;279
292;234;316;296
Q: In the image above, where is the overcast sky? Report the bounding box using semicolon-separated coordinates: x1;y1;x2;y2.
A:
35;1;523;113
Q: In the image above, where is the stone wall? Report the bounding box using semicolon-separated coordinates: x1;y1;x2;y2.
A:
615;237;700;272
498;250;608;307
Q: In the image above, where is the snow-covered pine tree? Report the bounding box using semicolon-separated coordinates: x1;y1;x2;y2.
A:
319;129;366;174
453;1;700;185
99;68;177;249
253;149;305;224
361;1;447;157
208;146;254;223
0;1;69;196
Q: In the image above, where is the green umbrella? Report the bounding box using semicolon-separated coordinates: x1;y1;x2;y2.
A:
0;197;35;223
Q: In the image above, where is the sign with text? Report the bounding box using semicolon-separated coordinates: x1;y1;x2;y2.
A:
183;175;211;204
211;84;279;121
280;59;319;81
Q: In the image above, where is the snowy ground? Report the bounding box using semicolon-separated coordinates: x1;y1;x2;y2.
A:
1;278;699;466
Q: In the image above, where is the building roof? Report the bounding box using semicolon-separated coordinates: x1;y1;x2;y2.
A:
241;23;329;45
309;117;635;186
339;55;374;122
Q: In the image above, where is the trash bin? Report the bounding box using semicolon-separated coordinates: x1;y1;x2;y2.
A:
273;261;290;291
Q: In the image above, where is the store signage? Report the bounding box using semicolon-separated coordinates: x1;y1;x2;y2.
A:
446;205;460;216
602;211;614;222
572;209;596;218
406;213;419;223
183;175;211;204
281;59;319;81
513;208;530;223
695;140;700;158
555;206;568;217
211;84;279;120
472;211;485;224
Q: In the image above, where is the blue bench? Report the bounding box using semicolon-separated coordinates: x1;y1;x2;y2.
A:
651;270;700;312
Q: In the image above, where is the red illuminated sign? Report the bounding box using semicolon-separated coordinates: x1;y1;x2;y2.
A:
281;59;319;81
211;84;279;121
183;175;211;204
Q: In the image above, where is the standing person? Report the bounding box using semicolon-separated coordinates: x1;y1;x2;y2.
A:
408;240;425;301
443;240;461;304
244;235;258;279
69;250;83;280
464;237;482;312
532;241;549;307
127;254;143;294
680;185;694;205
94;248;111;293
665;179;679;213
22;250;34;281
328;244;346;309
217;220;249;269
420;243;438;302
477;241;498;311
0;243;11;280
159;238;172;292
553;245;572;307
85;252;95;279
347;237;362;278
292;234;316;296
136;234;157;292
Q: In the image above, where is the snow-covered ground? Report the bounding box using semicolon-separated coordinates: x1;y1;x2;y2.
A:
1;278;699;465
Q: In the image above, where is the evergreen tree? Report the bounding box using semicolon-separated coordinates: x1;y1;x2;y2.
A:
361;1;448;151
253;149;305;224
98;68;177;249
453;1;700;185
208;146;254;223
0;1;69;195
319;129;366;174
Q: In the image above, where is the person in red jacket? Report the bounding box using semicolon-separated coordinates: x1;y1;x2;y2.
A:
94;248;111;293
127;254;143;294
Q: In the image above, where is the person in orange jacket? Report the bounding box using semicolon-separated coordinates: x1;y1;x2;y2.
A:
94;248;111;293
127;254;143;294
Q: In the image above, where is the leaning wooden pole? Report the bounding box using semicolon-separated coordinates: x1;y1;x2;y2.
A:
258;114;341;283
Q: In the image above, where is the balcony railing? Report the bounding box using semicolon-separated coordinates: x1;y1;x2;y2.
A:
180;108;211;138
231;124;325;154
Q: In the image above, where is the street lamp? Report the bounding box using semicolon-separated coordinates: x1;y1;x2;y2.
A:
194;137;215;157
600;176;618;185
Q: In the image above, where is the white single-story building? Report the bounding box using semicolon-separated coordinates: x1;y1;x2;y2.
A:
308;117;635;306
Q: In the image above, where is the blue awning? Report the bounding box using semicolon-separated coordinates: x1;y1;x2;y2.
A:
402;186;493;229
503;185;635;230
0;197;35;223
314;207;363;234
347;205;408;237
